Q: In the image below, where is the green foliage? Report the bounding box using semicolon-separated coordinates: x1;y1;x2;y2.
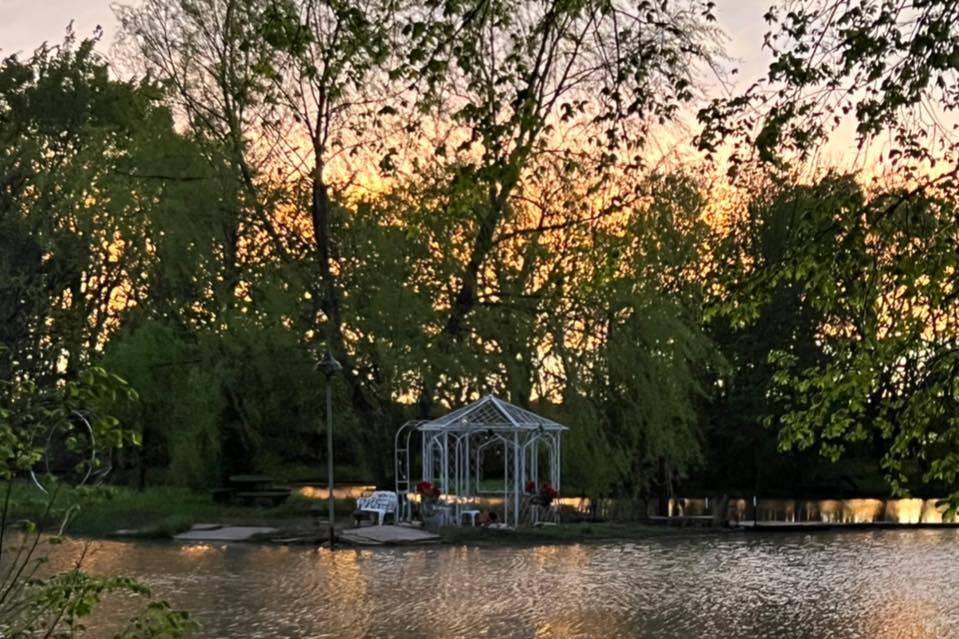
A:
0;366;139;482
701;174;853;493
707;169;959;504
698;0;959;507
698;0;959;172
557;173;723;497
101;322;224;488
6;570;194;639
0;34;198;638
0;28;208;382
764;183;959;505
113;0;725;494
0;367;195;638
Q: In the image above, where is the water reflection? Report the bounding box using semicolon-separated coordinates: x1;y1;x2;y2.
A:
35;530;959;639
713;497;955;524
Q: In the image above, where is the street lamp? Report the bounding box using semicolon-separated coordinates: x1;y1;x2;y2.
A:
317;350;342;548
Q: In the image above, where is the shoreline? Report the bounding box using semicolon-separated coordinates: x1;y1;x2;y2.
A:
82;518;959;549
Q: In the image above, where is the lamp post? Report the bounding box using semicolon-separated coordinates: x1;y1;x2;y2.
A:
317;350;342;548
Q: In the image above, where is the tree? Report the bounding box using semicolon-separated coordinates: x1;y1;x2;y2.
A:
698;0;959;175
702;173;866;496
699;0;959;506
0;30;215;382
116;0;284;315
405;0;719;419
119;0;722;485
0;364;195;638
556;172;722;498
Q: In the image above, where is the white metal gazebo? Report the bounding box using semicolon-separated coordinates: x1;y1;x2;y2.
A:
395;393;567;527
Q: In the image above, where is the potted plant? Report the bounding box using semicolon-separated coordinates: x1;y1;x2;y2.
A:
416;481;444;527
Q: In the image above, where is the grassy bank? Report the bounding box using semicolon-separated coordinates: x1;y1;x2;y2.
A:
4;481;343;538
6;481;717;545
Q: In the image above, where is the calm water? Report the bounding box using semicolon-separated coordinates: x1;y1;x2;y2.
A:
40;530;959;638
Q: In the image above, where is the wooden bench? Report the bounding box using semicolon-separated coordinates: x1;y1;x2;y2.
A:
354;491;398;526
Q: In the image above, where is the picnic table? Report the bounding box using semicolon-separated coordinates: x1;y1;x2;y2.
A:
228;475;274;490
211;475;292;507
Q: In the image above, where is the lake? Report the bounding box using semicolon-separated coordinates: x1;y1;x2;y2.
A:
43;529;959;638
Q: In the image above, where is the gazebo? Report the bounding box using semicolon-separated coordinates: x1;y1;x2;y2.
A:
395;393;567;527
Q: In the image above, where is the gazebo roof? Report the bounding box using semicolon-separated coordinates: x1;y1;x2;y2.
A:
418;393;568;432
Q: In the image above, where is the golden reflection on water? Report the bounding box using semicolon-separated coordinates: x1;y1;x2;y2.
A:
818;498;886;523
866;597;941;639
886;498;924;524
531;543;590;570
919;500;947;523
314;547;371;637
725;497;955;524
30;529;959;639
178;543;215;555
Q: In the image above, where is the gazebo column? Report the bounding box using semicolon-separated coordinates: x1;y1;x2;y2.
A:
442;432;449;494
453;434;460;496
464;435;471;497
513;431;520;527
552;433;561;491
423;434;430;485
503;437;510;524
531;436;538;490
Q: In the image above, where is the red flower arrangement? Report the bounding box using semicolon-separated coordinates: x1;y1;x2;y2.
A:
416;480;442;501
526;480;559;504
540;482;559;501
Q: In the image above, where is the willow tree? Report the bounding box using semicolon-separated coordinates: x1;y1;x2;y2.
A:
121;0;720;482
116;0;292;318
699;0;959;506
405;0;719;418
553;172;722;498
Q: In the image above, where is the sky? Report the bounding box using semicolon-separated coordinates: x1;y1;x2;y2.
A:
7;1;886;171
10;1;893;175
0;0;775;84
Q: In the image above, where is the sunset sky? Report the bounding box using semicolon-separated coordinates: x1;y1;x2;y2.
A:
3;0;885;170
1;0;774;85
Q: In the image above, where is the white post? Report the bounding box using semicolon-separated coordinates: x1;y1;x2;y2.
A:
422;434;429;484
442;432;449;493
465;436;471;498
531;436;538;490
555;433;562;492
513;431;520;527
503;439;510;525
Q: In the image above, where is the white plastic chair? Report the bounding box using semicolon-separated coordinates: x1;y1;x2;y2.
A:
356;491;398;525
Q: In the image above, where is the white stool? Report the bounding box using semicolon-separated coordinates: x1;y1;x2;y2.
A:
460;509;481;526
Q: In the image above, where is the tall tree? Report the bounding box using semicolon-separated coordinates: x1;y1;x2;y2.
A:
407;0;719;419
120;0;722;484
0;32;206;382
699;0;959;506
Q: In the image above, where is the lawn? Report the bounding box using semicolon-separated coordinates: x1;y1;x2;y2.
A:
3;481;344;538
